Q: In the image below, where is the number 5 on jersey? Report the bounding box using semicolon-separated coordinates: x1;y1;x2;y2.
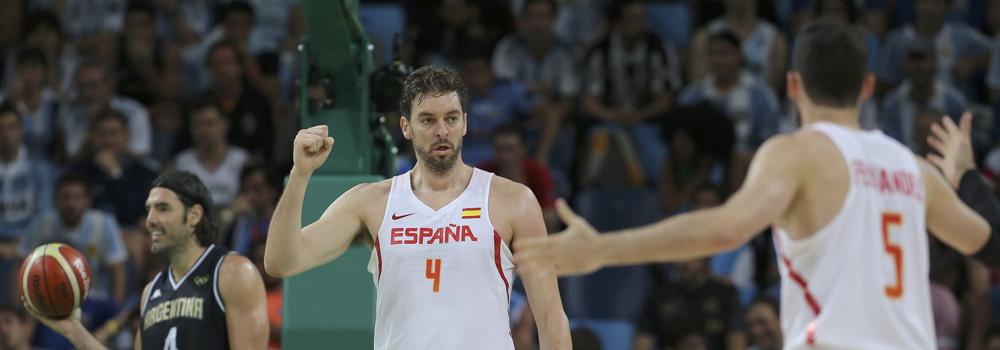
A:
882;212;903;299
426;258;442;292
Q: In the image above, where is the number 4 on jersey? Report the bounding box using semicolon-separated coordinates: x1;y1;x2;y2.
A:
164;326;178;350
882;212;903;299
426;258;442;292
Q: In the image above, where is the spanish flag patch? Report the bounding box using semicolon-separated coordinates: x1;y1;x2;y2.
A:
461;207;481;219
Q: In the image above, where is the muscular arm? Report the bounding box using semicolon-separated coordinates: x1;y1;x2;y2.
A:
263;172;370;277
510;185;571;350
597;135;801;266
221;255;269;349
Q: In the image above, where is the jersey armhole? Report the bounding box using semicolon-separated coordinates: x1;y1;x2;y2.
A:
213;253;229;313
140;272;162;318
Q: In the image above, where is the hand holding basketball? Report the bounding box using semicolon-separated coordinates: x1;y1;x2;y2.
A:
293;125;335;174
514;199;604;276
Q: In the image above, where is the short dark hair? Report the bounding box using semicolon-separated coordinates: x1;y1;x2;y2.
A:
606;0;643;22
151;171;218;247
93;109;129;129
15;47;47;69
56;173;90;196
204;39;245;70
189;97;222;116
22;10;61;41
748;295;780;314
708;30;742;51
126;1;156;18
0;103;20;124
522;0;558;15
490;124;523;143
399;66;469;118
792;19;868;107
76;58;114;81
0;303;28;321
220;1;255;23
814;0;860;23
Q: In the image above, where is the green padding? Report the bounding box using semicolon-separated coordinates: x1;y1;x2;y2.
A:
282;175;383;349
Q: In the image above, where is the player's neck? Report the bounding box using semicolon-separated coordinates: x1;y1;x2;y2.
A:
800;105;862;130
169;241;207;281
411;162;474;192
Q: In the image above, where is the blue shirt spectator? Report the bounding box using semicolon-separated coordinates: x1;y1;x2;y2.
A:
0;106;55;241
460;52;538;165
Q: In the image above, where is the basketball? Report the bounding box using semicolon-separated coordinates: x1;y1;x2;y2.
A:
18;243;93;319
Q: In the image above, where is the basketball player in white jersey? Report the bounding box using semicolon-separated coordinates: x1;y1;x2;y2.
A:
515;20;1000;349
264;66;571;349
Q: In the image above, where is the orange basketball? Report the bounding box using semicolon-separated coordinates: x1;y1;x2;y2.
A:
18;243;92;319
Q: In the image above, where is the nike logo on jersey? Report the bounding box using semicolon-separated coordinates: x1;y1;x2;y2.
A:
151;289;161;300
392;212;415;220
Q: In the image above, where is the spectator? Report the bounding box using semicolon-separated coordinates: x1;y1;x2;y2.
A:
879;0;990;94
0;105;55;245
3;10;80;96
172;100;250;210
492;0;577;164
186;1;265;96
70;110;158;229
658;110;729;215
0;105;55;307
199;40;273;162
17;173;127;303
479;126;558;231
570;327;603;350
411;0;514;65
116;1;180;106
678;30;780;153
53;0;124;62
153;0;214;48
58;59;152;161
0;47;60;160
458;49;540;165
635;258;744;350
744;297;782;350
223;163;277;256
245;0;302;55
880;39;966;150
581;0;675;185
689;0;789;92
0;304;36;350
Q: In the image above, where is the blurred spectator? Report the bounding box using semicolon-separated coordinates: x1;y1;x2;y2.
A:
186;1;265;97
581;0;674;185
411;0;514;65
153;0;213;48
458;49;540;165
492;0;577;164
52;0;124;62
58;59;151;161
70;110;158;230
689;0;789;92
172;100;250;210
570;327;603;350
17;173;127;303
658;114;727;215
0;105;55;245
3;10;80;96
0;105;55;307
147;100;184;167
674;331;710;350
479;126;558;231
635;258;744;350
116;1;180;106
0;48;59;160
245;0;301;55
878;0;990;94
222;163;277;256
200;40;273;162
0;304;36;350
744;297;781;350
880;39;966;150
678;30;780;153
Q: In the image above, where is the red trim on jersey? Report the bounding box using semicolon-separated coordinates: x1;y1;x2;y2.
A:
374;237;383;283
781;255;822;315
807;321;817;345
494;231;510;301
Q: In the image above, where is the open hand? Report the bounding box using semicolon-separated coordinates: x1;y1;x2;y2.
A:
926;112;975;188
514;199;605;276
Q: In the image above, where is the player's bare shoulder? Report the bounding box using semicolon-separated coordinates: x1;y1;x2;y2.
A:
487;173;541;237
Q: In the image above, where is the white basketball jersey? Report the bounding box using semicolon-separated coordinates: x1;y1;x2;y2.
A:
774;122;934;349
367;168;515;350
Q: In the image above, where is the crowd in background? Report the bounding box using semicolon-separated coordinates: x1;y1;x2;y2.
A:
1;0;1000;349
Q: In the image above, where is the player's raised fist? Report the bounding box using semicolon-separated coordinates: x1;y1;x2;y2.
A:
292;125;334;174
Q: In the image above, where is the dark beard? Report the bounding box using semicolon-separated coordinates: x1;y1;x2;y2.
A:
415;142;462;175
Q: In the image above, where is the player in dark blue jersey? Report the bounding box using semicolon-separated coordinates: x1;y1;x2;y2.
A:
25;171;268;349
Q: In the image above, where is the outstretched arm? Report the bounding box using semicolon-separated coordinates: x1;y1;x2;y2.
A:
510;186;571;350
264;125;368;277
516;135;802;275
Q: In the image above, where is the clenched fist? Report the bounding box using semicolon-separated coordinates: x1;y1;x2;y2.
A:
293;125;334;174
